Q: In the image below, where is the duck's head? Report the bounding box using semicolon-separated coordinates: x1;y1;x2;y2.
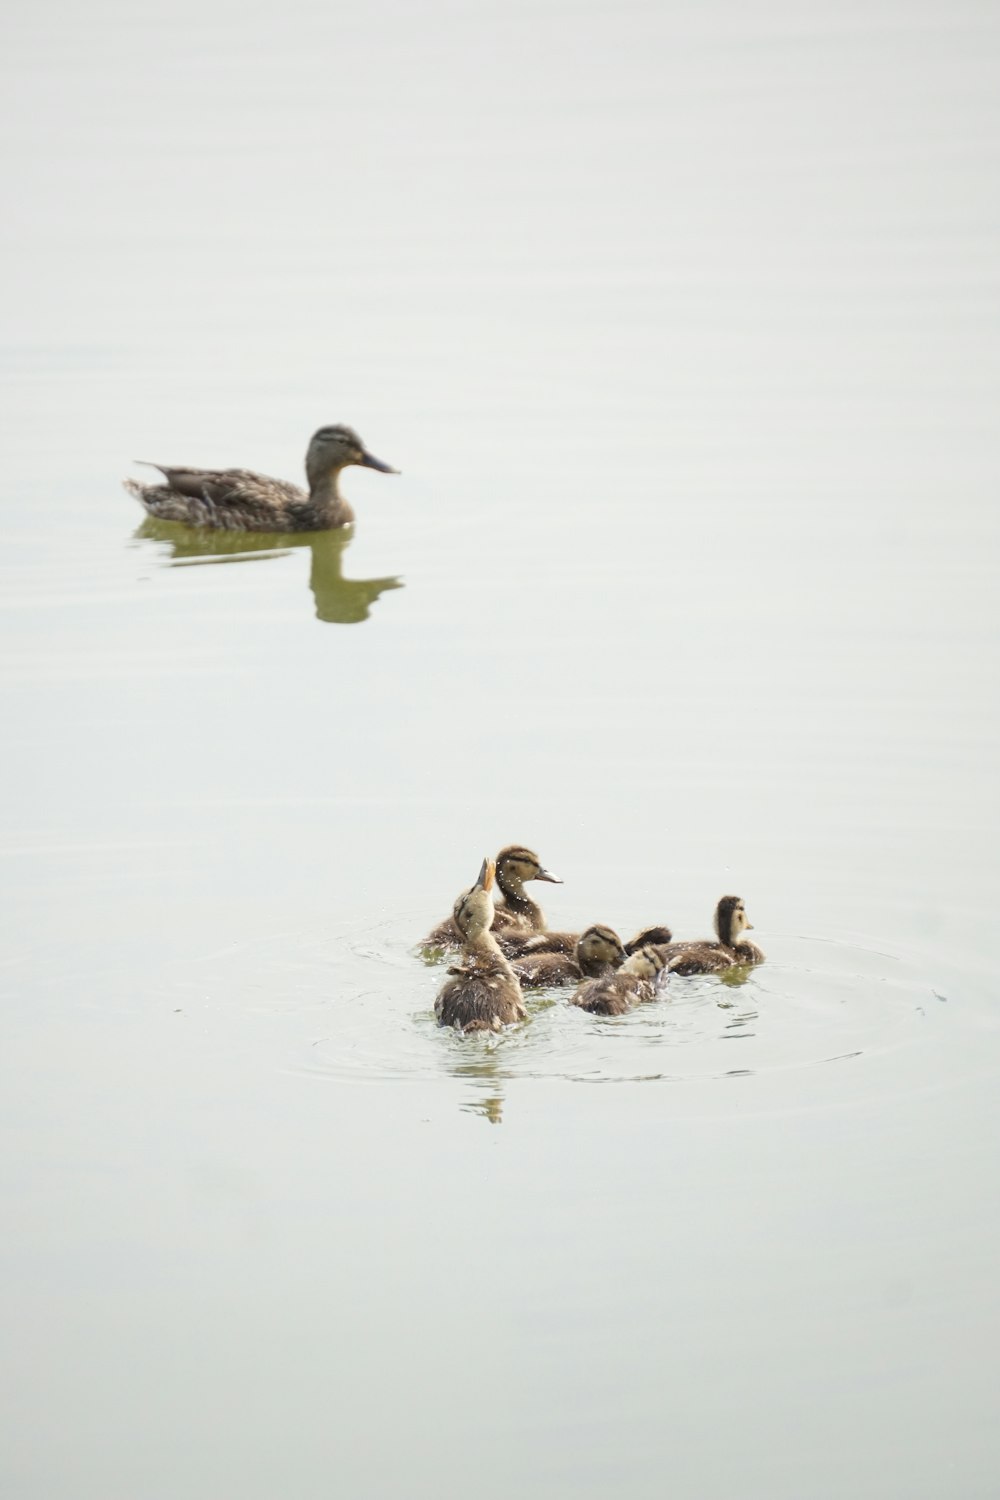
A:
452;857;497;941
714;895;753;947
306;425;398;485
621;944;670;980
577;925;627;968
495;844;562;893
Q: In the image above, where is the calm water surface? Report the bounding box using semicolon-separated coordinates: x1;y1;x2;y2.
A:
2;0;999;1495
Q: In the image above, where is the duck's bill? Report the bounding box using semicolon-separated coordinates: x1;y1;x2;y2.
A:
359;450;399;474
535;866;562;884
476;857;497;892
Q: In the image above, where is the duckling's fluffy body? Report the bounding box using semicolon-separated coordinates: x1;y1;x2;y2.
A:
125;425;396;533
436;960;526;1033
659;896;764;975
512;924;627;988
570;946;669;1016
434;860;527;1035
500;921;673;960
424;844;561;949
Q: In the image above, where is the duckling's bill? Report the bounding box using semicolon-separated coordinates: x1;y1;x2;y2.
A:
476;857;497;892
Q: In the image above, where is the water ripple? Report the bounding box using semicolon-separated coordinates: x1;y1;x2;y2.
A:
286;927;942;1092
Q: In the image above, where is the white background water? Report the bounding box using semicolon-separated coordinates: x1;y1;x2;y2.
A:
1;1;999;1494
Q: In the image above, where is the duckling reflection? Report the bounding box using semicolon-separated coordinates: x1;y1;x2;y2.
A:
134;518;403;624
459;1088;506;1126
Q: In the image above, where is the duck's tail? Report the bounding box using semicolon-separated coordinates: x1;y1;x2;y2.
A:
123;477;153;509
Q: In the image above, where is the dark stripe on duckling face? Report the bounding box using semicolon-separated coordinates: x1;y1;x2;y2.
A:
453;893;473;926
578;925;627;966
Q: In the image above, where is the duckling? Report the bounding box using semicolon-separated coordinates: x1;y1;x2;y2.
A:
500;919;673;959
124;425;397;532
435;858;527;1035
659;896;764;975
569;945;670;1016
423;844;561;949
512;924;627;988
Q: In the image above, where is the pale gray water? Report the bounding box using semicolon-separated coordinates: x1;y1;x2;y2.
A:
2;0;999;1495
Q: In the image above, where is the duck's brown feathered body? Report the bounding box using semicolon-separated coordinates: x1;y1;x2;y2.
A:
512;924;627;988
124;425;396;533
659;896;764;975
570;946;669;1016
434;859;527;1035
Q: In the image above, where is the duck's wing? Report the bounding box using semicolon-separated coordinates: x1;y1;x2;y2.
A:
126;466;307;531
140;464;305;507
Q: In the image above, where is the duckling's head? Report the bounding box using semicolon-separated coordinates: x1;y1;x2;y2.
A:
306;425;398;486
621;944;670;980
577;925;627;968
495;844;562;891
452;857;497;941
714;895;753;947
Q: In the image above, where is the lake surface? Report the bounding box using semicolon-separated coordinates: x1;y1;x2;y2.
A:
2;0;999;1495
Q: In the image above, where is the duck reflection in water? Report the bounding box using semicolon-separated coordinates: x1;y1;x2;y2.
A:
452;1050;509;1128
134;518;403;624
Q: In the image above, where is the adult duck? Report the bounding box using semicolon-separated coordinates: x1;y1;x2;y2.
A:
124;424;397;532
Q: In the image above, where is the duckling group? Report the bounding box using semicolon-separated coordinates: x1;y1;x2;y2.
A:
425;844;763;1035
